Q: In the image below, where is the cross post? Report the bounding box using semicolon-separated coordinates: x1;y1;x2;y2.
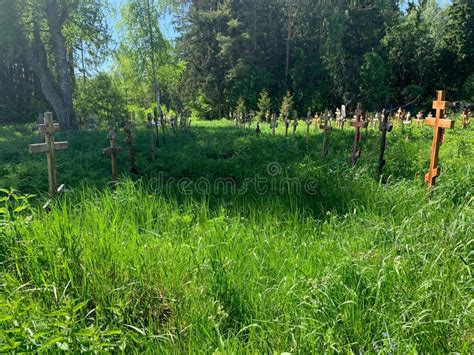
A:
424;90;455;189
103;127;123;181
350;103;368;166
319;110;331;157
376;109;393;178
28;112;69;195
306;110;312;146
124;117;138;174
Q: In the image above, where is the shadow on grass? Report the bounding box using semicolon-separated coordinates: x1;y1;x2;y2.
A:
0;121;455;218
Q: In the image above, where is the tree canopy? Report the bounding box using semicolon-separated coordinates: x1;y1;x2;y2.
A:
0;0;472;124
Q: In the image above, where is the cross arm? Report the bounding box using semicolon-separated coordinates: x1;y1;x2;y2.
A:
39;123;60;133
29;141;68;154
350;120;368;128
425;117;455;129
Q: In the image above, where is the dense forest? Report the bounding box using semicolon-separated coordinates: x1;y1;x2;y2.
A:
0;0;473;124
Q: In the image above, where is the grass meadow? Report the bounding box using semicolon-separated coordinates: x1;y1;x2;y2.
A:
0;119;473;352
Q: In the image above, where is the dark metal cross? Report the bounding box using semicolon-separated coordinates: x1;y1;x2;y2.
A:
376;109;393;178
29;112;69;195
424;90;455;189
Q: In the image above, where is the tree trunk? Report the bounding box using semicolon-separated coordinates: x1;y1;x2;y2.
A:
21;21;69;127
45;0;75;128
285;0;293;84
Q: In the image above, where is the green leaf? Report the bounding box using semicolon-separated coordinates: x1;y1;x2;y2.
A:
56;342;69;351
102;329;122;337
0;315;13;322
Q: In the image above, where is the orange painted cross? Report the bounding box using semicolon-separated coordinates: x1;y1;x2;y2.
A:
424;90;455;189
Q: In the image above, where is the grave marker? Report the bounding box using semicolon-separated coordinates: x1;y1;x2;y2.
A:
336;108;343;129
306;110;312;145
270;113;277;135
284;108;290;137
158;108;166;144
462;108;470;129
414;111;424;128
424;90;455;189
320;110;331;157
171;114;178;138
313;112;319;131
292;114;298;141
350;103;368;166
103;127;123;181
341;105;346;129
28;112;69;195
124;117;138;174
147;113;157;160
376;109;393;178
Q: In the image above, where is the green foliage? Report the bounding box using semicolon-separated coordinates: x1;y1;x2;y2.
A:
279;91;294;120
235;96;246;117
75;73;127;127
117;0;183;114
360;52;388;110
461;73;474;102
402;84;424;103
256;89;271;121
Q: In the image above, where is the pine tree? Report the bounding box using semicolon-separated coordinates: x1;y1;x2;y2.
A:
279;91;294;121
257;89;271;122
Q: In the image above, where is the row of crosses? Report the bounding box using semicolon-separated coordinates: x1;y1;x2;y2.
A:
28;90;457;197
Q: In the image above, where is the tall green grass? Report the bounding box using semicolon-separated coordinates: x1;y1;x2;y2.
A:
0;119;473;352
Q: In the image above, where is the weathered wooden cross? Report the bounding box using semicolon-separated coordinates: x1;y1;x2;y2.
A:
147;113;157;160
284;108;290;137
29;112;69;195
292;116;298;140
271;113;277;135
124;118;138;174
306;110;312;145
350;103;368;166
319;110;331;157
414;111;424;128
424;90;455;189
157;108;166;145
461;108;470;129
313;112;319;131
376;109;393;178
103;127;123;181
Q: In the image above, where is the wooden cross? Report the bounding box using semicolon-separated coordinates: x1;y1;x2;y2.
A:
156;108;166;145
124;118;138;174
350;103;368;166
147;113;157;161
424;90;455;189
462;108;470;129
414;111;424;128
271;113;277;135
292;116;298;140
171;115;178;138
103;127;123;181
319;110;331;157
306;110;312;145
29;112;69;195
313;113;319;131
376;109;393;178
